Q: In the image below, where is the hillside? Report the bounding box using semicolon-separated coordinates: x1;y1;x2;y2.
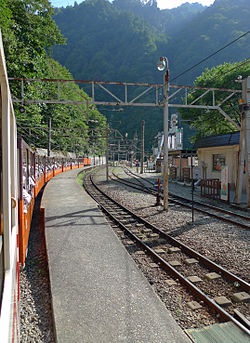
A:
51;0;250;152
52;0;249;84
0;0;107;155
169;0;250;83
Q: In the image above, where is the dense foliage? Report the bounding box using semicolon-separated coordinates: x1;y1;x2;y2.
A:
170;0;250;84
52;0;250;84
52;0;167;83
179;60;250;141
0;0;107;156
52;0;250;150
1;0;249;154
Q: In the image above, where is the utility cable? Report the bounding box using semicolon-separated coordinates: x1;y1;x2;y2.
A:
171;30;250;82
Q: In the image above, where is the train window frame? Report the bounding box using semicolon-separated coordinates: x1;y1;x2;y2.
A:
212;154;225;171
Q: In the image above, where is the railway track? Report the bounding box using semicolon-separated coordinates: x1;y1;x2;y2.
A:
83;168;250;337
111;166;250;230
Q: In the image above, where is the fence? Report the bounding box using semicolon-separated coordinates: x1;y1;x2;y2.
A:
200;179;221;199
200;179;230;203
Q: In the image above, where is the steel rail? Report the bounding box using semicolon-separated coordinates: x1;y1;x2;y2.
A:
83;171;250;336
168;194;250;229
111;168;250;229
122;167;250;221
99;173;250;290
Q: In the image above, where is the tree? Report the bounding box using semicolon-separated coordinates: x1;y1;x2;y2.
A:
0;0;107;155
1;0;65;77
52;0;249;151
179;60;250;141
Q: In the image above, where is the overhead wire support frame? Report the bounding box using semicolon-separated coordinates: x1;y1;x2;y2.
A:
9;78;241;120
10;76;249;206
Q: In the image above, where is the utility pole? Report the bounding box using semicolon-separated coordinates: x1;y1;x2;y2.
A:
157;57;170;211
140;120;145;174
244;77;250;207
106;126;109;181
235;76;250;206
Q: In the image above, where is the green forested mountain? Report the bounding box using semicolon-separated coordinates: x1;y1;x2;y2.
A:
112;0;205;36
0;0;107;155
1;0;249;155
51;0;250;152
52;0;250;84
170;0;250;84
52;0;166;83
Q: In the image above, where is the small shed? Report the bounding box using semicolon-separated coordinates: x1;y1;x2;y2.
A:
195;131;242;190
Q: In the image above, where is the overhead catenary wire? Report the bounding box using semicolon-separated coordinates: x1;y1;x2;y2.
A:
171;30;250;82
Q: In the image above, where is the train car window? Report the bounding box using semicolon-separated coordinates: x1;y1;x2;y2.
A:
10;110;17;231
22;148;28;190
35;154;40;179
29;150;35;192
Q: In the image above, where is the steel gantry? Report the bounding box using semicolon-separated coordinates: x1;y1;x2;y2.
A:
10;77;250;206
9;78;241;124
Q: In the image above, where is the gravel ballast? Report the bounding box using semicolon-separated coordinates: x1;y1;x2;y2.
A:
19;168;250;340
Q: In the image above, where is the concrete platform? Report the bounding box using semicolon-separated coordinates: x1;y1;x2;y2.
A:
41;169;191;343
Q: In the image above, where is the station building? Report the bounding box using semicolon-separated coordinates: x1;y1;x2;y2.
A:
152;114;243;199
195;131;241;190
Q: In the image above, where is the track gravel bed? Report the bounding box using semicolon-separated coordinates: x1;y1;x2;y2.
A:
19;167;250;339
97;169;249;282
20;192;55;343
94;167;250;329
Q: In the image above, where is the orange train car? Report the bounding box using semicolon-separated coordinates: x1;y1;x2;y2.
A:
0;29;95;342
83;157;91;166
0;30;20;343
17;140;89;266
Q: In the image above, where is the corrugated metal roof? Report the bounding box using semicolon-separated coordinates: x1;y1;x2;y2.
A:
195;131;240;149
186;322;250;343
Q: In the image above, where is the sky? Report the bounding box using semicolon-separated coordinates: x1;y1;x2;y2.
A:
50;0;215;10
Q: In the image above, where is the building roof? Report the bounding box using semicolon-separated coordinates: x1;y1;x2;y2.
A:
195;131;240;149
